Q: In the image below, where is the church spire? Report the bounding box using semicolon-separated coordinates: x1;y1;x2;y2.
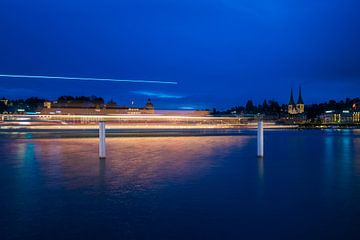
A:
297;86;304;105
289;88;295;105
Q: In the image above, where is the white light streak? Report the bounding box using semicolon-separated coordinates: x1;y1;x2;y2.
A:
0;74;178;85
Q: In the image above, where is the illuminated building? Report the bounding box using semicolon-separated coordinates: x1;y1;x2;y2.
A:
41;99;156;115
144;98;154;111
351;103;360;123
44;101;52;109
320;110;353;124
288;87;304;115
0;99;9;106
353;111;360;123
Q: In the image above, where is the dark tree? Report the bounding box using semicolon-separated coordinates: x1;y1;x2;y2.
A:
268;100;281;116
25;97;46;111
58;96;74;103
0;101;7;113
262;100;269;113
245;100;256;113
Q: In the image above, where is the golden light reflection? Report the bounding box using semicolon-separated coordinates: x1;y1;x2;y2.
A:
22;136;250;191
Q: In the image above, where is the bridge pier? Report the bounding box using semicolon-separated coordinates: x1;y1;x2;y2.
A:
99;121;106;159
257;120;264;158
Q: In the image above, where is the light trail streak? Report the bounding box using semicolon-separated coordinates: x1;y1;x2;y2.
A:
0;74;178;85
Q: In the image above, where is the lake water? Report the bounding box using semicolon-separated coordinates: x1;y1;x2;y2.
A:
1;130;360;239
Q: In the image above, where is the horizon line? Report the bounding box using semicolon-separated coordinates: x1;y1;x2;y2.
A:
0;74;178;85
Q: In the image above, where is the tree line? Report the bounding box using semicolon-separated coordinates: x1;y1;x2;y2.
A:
214;97;360;119
0;96;109;113
214;99;285;116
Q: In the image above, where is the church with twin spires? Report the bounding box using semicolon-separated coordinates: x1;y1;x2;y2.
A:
288;87;304;115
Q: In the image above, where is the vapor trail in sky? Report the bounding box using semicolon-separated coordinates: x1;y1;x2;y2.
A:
0;74;178;85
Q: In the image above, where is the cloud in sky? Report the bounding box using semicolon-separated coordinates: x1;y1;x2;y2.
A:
131;90;185;99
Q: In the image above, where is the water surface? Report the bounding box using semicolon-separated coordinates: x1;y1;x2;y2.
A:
1;130;360;239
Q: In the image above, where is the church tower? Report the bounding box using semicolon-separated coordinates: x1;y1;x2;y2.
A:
296;86;304;114
288;86;305;115
288;88;296;114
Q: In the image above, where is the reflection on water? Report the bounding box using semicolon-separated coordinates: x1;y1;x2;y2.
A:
350;129;360;176
257;158;264;180
323;130;360;193
354;137;360;176
324;133;335;190
2;130;360;239
10;136;251;192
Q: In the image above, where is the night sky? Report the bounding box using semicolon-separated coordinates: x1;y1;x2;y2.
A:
0;0;359;110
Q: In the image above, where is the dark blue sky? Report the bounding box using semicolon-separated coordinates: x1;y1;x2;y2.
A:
0;0;359;109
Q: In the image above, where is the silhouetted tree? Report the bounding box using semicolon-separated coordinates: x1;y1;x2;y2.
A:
0;100;6;113
269;100;281;115
262;100;269;113
25;97;46;111
245;100;256;113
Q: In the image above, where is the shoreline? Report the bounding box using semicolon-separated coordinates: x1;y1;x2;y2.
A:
297;123;360;129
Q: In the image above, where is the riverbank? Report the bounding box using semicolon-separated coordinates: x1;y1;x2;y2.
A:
298;123;360;129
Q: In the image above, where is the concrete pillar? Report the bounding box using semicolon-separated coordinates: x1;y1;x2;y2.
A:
99;121;106;159
257;120;264;158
